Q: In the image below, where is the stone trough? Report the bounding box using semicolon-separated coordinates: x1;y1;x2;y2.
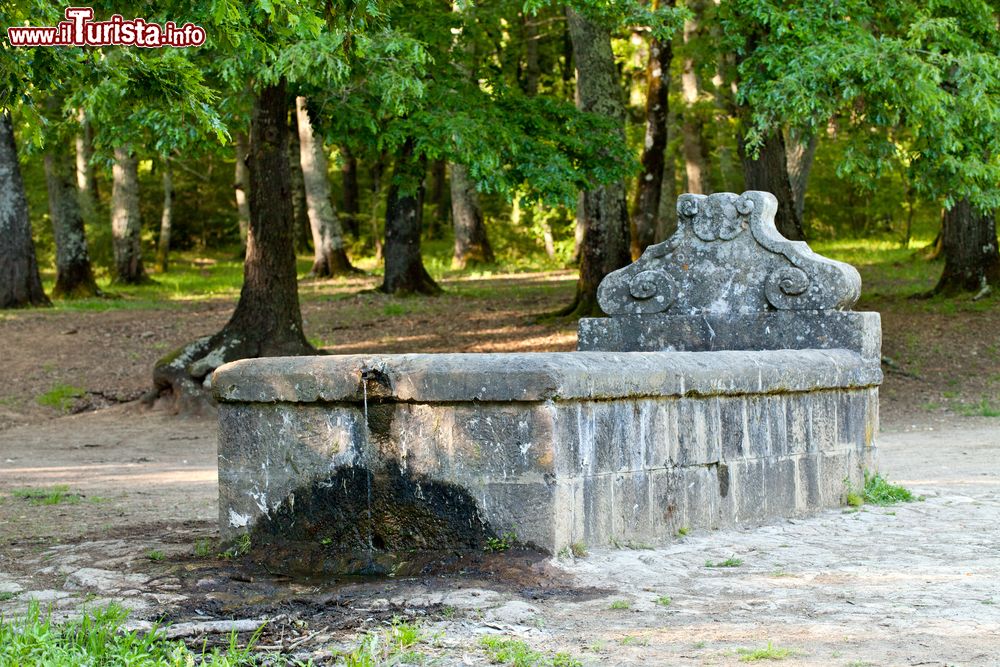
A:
213;191;881;571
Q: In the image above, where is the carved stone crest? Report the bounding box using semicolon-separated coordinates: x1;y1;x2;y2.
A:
596;191;861;316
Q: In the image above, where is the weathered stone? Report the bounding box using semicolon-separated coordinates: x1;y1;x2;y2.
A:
212;190;881;568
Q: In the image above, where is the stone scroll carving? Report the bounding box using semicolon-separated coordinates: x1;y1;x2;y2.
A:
597;191;861;316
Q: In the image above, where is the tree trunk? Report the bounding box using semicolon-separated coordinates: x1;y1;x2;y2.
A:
234;130;251;251
426;159;448;240
75;108;98;216
0;111;49;308
151;79;314;413
785;129;818;226
450;163;495;269
656;128;679;241
737;130;805;241
631;3;673;259
44;130;100;299
340;145;360;237
295;97;355;278
933;199;1000;295
156;160;173;273
379;140;441;295
523;12;540;96
287;105;313;255
680;9;711;195
111;147;148;284
560;8;630;318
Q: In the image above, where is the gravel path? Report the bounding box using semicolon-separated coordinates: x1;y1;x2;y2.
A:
1;412;998;666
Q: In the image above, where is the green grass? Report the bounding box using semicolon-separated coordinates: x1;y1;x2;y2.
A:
705;557;743;568
12;485;81;506
0;591;20;602
479;636;581;667
609;599;631;610
862;471;916;505
656;595;672;607
340;619;428;666
36;384;86;412
736;641;795;662
194;539;214;557
958;398;1000;417
0;602;267;666
146;550;164;561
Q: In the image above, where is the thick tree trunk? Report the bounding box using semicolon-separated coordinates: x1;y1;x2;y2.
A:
560;8;630;317
234;130;251;250
0;112;49;308
151;80;314;413
426;159;448;240
680;10;711;195
738;130;805;241
523;12;540;96
75;108;98;216
933;199;1000;295
450;163;495;269
295;97;355;278
287;106;313;255
631;6;673;259
44;134;100;299
379;140;440;295
340;145;360;237
156;160;173;273
785;129;818;226
111;147;148;284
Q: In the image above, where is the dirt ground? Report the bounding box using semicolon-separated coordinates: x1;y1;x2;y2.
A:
1;271;999;665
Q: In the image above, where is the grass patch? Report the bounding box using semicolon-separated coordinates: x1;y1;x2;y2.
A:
479;636;581;667
36;384;86;412
146;550;164;561
0;591;20;602
12;485;81;506
736;641;795;661
862;471;916;505
609;599;631;610
958;398;1000;417
705;557;743;568
0;602;265;665
194;538;214;557
656;595;672;607
339;618;428;666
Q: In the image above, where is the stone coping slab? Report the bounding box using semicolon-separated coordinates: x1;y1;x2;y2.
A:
213;349;881;405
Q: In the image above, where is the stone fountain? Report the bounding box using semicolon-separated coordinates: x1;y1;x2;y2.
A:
212;191;880;572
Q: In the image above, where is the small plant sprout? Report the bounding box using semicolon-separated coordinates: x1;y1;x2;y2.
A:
705;557;743;568
677;526;690;536
609;599;631;610
570;542;588;558
193;539;213;557
485;530;518;553
656;595;672;607
736;641;794;661
146;550;164;561
862;471;917;505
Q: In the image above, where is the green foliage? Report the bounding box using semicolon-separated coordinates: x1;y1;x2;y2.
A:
479;636;581;667
736;641;794;662
656;595;672;607
485;530;518;553
0;602;266;666
146;550;165;561
36;384;86;412
12;485;80;506
862;471;916;505
609;599;631;610
705;557;743;568
340;618;428;666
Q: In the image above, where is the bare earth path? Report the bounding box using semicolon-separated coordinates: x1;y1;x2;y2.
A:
1;408;998;666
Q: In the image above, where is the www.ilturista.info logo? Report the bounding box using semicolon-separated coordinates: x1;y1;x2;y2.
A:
6;7;205;48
